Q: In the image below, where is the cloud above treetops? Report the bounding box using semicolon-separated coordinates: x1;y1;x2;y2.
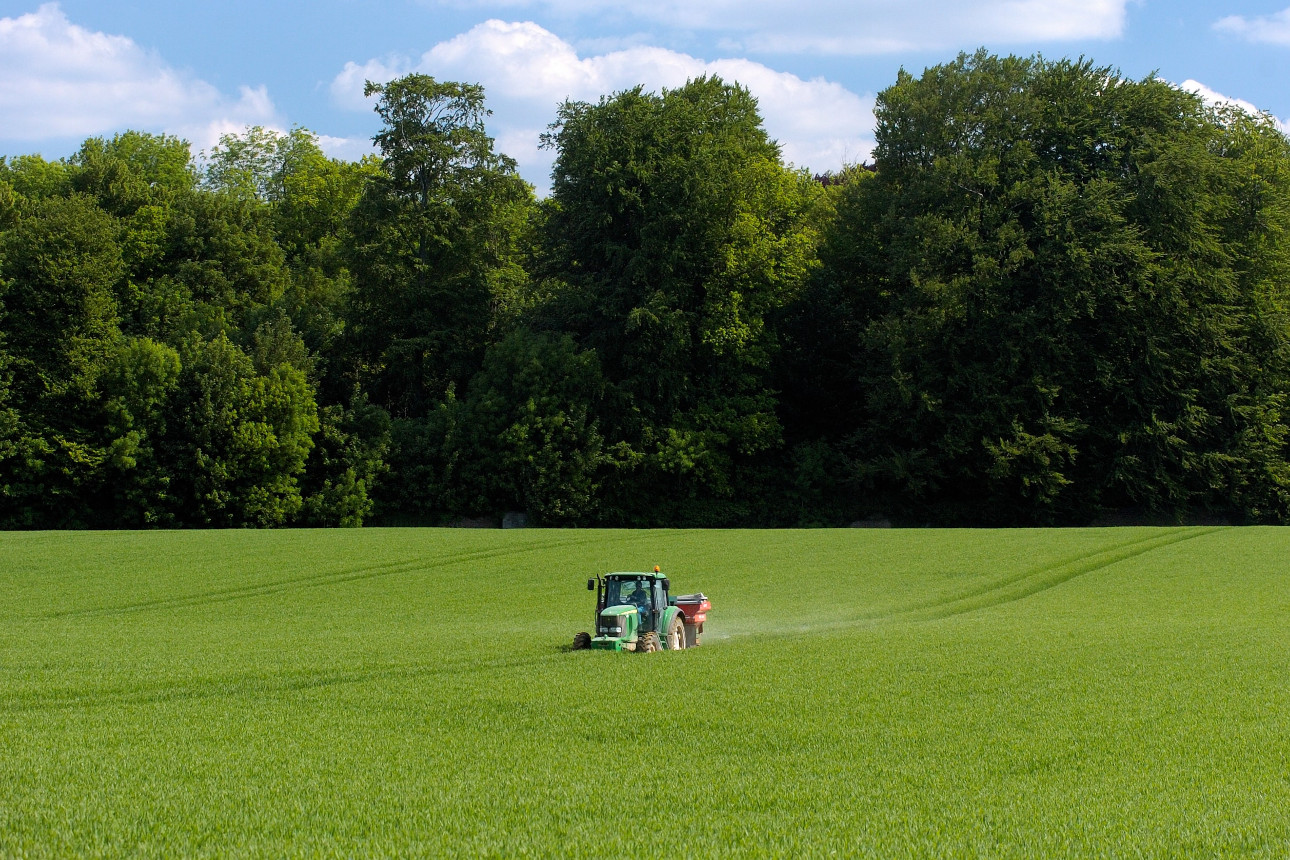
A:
425;0;1131;54
332;19;877;193
1213;7;1290;46
12;0;1270;196
1179;79;1290;133
0;3;282;154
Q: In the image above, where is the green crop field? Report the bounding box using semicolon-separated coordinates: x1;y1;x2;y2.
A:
2;527;1289;858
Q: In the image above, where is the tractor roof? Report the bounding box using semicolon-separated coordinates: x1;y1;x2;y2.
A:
606;571;665;580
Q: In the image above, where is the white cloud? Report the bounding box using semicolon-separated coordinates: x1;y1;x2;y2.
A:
316;134;377;162
330;57;405;112
0;3;281;153
332;19;875;193
432;0;1130;54
1213;8;1290;45
1179;79;1290;133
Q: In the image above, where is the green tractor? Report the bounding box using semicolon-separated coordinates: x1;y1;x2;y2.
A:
572;568;711;653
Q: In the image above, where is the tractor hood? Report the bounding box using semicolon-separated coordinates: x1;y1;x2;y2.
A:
591;605;639;650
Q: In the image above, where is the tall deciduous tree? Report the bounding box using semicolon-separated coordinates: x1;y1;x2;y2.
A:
541;76;826;524
816;51;1290;524
451;330;609;524
155;332;318;526
347;74;533;417
0;194;124;525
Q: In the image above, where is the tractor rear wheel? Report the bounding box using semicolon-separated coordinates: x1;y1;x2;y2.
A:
572;632;591;650
666;614;686;650
638;631;660;653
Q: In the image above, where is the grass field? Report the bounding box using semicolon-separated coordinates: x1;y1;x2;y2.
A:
2;526;1289;857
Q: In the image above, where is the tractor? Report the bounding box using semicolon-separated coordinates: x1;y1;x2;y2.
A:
571;567;710;652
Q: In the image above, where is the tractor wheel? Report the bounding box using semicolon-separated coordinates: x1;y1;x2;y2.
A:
638;631;660;654
666;614;686;651
572;631;591;651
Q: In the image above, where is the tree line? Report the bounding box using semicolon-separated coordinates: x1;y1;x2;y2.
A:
4;50;1290;528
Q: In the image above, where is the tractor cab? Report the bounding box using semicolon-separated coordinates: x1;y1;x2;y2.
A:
573;569;710;653
604;575;666;631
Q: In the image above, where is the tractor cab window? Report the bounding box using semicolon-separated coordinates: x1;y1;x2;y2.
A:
607;578;651;611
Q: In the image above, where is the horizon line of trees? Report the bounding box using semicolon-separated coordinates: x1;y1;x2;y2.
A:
4;49;1290;529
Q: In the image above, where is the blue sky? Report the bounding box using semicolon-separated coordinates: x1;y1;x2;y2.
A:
3;1;1290;193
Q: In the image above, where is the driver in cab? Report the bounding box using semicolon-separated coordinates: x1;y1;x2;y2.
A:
618;580;651;615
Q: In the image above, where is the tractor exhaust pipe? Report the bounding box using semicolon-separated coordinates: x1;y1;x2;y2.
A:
588;574;605;628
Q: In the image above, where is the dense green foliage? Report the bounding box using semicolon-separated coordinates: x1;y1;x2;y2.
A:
0;131;359;527
539;78;828;524
3;527;1290;856
807;52;1290;525
5;54;1290;526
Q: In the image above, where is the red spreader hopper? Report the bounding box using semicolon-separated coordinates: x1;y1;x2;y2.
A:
674;593;711;647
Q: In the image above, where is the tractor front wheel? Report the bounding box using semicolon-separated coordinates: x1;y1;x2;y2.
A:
638;631;660;653
572;632;591;650
666;614;686;651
